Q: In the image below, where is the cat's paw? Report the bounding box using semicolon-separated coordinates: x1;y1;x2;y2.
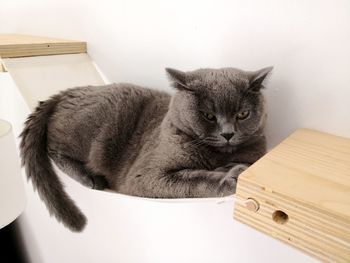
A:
227;164;249;180
92;176;109;190
214;165;231;172
215;162;249;173
218;164;249;196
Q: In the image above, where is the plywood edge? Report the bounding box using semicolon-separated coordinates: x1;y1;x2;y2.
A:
235;191;350;249
0;42;87;58
0;34;87;58
236;183;350;236
235;187;350;261
235;187;350;262
237;175;350;227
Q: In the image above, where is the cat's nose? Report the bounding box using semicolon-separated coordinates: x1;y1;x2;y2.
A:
220;132;234;141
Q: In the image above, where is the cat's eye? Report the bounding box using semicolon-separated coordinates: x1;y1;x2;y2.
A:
202;112;216;122
237;110;250;120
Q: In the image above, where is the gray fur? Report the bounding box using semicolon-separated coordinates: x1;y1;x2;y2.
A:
20;66;272;232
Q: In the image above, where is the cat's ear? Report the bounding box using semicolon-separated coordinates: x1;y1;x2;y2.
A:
165;68;193;92
249;66;273;92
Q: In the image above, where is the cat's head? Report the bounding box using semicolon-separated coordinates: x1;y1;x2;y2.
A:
166;66;272;152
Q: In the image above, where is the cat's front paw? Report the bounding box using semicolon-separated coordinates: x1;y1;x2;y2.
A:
92;176;109;190
218;164;249;196
227;164;249;180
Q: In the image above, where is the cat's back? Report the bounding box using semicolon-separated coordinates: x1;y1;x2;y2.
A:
57;83;170;109
48;83;171;161
52;83;170;125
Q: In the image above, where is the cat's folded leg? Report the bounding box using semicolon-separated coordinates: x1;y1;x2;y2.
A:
214;162;250;173
135;168;246;198
169;169;237;197
50;153;109;190
220;164;249;183
171;165;248;197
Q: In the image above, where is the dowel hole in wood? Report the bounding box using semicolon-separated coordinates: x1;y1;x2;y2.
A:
272;210;289;224
245;198;260;212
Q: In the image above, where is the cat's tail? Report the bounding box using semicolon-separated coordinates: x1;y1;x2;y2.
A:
20;94;86;232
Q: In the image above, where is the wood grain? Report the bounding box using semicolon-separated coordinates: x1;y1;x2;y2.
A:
0;34;86;59
234;129;350;262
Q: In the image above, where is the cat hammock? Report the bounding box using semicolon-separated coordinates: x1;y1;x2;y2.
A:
1;34;349;262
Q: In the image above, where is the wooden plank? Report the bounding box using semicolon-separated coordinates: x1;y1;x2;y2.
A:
0;34;86;58
234;129;350;262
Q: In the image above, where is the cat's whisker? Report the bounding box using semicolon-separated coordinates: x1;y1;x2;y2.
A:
184;138;205;148
185;138;207;148
184;138;202;144
193;141;205;147
188;141;202;148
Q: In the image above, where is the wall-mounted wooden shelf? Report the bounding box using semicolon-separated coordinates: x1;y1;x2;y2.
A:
234;129;350;262
0;34;102;108
0;34;86;72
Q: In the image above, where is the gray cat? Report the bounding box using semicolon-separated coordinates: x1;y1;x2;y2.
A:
20;66;272;232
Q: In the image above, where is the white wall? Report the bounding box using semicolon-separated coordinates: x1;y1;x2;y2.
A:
1;1;349;262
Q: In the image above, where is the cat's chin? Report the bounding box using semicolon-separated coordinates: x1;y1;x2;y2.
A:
213;145;237;154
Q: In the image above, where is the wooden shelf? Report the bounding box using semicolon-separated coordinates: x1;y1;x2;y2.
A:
0;34;86;59
234;129;350;262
